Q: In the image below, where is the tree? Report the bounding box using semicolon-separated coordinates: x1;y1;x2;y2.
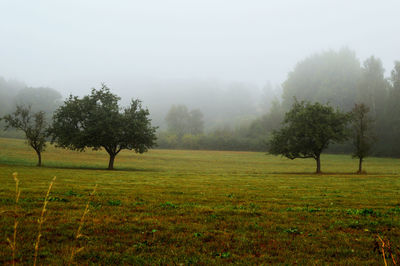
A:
50;85;157;170
188;109;204;135
165;105;190;137
249;98;284;137
165;105;204;137
2;106;48;166
357;56;387;118
14;87;62;116
268;100;350;173
282;48;361;111
351;103;375;174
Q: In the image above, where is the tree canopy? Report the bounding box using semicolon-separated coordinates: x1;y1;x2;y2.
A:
14;87;62;115
50;85;157;170
282;48;361;111
268;100;350;173
165;105;204;137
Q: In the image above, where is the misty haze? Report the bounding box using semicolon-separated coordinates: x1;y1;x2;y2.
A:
1;1;400;264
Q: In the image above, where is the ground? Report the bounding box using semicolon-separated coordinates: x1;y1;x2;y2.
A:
0;137;399;264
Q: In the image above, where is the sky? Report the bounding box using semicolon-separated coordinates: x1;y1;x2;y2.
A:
0;0;399;97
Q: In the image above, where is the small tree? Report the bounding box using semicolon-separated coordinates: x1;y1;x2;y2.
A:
268;100;350;173
351;103;375;173
50;85;157;170
2;106;47;166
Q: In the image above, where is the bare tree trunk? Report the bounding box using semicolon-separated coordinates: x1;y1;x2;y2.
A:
358;157;363;174
35;150;42;167
108;154;115;170
316;155;321;174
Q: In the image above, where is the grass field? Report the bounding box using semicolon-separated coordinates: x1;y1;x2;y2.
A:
1;137;400;264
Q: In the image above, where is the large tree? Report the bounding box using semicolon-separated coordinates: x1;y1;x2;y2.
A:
351;103;375;174
50;85;157;170
357;56;387;118
2;105;48;166
385;61;400;155
268;100;350;173
282;48;361;111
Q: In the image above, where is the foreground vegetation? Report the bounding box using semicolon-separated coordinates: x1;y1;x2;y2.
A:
1;138;400;264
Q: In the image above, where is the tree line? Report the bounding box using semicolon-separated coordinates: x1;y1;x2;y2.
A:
1;47;400;169
0;78;62;138
158;48;400;157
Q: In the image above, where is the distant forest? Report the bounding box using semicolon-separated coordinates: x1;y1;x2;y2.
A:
1;48;399;156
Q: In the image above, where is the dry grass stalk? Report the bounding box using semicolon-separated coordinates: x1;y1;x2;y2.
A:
377;235;398;266
6;172;21;266
378;235;388;266
68;184;98;265
33;176;56;266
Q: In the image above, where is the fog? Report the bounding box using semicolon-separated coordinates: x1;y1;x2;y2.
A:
0;0;399;128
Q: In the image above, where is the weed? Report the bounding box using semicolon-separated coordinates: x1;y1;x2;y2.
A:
160;201;178;209
90;201;102;209
388;206;400;214
221;252;231;258
65;190;82;197
307;207;321;213
283;227;303;235
214;252;231;258
48;196;69;202
346;208;378;216
133;241;149;250
107;200;122;206
193;232;202;237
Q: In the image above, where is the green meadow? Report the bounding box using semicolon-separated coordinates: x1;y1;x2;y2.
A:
1;137;400;264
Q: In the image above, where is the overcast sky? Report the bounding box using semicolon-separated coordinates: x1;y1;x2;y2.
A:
0;0;399;96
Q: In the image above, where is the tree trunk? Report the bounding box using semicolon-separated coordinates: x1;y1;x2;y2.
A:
358;157;363;174
108;154;116;170
35;150;42;167
315;155;321;174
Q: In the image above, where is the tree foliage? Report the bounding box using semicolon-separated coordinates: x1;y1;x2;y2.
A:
50;85;157;170
165;105;204;137
2;105;48;166
384;61;400;155
14;87;62;115
282;48;361;111
357;56;388;117
268;100;350;173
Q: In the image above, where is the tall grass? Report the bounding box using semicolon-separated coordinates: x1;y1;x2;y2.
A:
68;184;98;265
33;176;56;266
6;172;21;266
4;173;100;265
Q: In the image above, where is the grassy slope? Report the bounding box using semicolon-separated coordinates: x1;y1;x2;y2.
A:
0;137;400;264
